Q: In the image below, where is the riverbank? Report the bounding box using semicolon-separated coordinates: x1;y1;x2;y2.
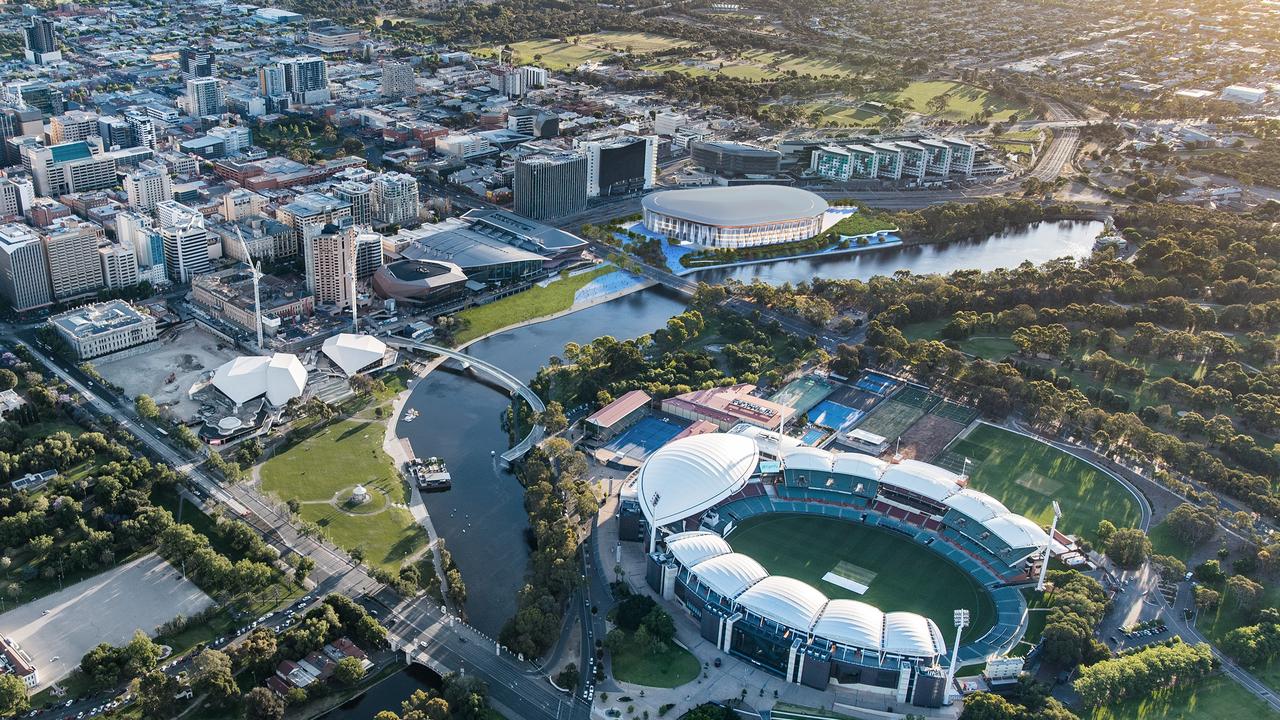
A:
679;235;903;276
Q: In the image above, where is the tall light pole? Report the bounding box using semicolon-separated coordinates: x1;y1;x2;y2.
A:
944;608;970;705
1036;500;1062;592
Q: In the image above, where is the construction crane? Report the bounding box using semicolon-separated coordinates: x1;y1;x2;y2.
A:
235;226;265;351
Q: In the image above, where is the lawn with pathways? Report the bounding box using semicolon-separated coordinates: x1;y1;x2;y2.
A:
937;424;1142;540
260;418;427;572
727;514;996;644
451;265;615;345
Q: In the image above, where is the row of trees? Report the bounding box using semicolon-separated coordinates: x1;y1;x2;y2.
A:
1073;640;1215;707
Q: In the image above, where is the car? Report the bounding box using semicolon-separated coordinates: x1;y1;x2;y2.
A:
64;701;73;708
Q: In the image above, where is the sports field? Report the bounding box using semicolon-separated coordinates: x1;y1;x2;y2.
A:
936;424;1142;539
855;400;925;440
728;514;995;644
770;375;837;417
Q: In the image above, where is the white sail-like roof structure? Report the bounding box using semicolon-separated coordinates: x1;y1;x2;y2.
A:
322;333;388;376
665;531;732;569
211;353;306;406
638;433;759;526
688;553;768;600
737;576;829;631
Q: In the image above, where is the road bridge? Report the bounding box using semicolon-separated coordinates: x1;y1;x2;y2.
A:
385;338;546;466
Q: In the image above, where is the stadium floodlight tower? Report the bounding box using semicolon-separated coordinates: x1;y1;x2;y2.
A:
1036;500;1063;591
944;608;970;704
235;227;264;351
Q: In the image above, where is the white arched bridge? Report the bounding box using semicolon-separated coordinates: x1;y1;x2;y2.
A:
385;338;545;466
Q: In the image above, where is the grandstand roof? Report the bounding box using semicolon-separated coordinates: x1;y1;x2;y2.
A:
777;446;834;473
665;531;732;569
883;612;946;657
727;423;801;458
811;599;884;651
984;514;1051;550
637;432;759;526
689;553;768;600
322;333;387;376
832;453;888;479
879;459;963;502
943;489;1009;522
211;353;306;406
736;576;828;631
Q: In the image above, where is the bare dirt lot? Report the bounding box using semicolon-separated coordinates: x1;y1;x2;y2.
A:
894;413;965;462
0;554;213;689
97;323;239;421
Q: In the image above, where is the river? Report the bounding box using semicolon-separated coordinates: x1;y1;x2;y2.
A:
394;219;1103;639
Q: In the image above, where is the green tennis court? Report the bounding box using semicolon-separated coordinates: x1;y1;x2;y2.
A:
855;400;925;440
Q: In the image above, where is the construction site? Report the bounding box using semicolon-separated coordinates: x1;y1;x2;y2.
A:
96;322;242;422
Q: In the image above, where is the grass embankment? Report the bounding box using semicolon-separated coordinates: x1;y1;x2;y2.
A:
451;266;613;345
609;637;700;688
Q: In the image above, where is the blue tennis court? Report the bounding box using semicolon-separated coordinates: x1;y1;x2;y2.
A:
799;427;830;446
807;400;863;431
855;371;900;397
601;415;688;463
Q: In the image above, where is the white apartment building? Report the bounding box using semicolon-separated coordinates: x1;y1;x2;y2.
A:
124;163;173;212
0;223;51;311
221;188;265;221
372;172;419;225
156;200;210;282
43;220;105;300
99;241;140;289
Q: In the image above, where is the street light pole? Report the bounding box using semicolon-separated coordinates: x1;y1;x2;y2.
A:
944;608;970;705
1036;500;1062;592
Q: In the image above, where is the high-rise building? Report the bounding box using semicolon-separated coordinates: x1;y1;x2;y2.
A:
22;16;60;66
581;135;657;197
0;223;51;311
372;172;419;226
381;62;416;98
3;81;64;117
96;115;133;149
353;228;383;281
513;150;587;220
0;176;32;218
331;181;371;225
98;241;139;289
49;111;100;144
206;125;252;156
124;163;173;212
124;110;157;150
178;47;215;81
307;222;357;308
272;57;330;105
257;63;287;98
156;200;210;282
221;188;265;222
183;78;225;118
278;192;350;261
116;211;165;270
23;141;117;197
43;220;105;301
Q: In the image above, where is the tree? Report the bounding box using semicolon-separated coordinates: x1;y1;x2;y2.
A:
192;649;238;706
1227;575;1265;611
1150;554;1186;579
244;687;286;720
1165;503;1217;546
0;673;28;718
537;401;568;434
1095;519;1118;545
1104;528;1151;570
555;663;580;690
0;370;17;392
1194;585;1221;610
295;556;315;585
333;656;366;687
135;394;159;420
136;670;179;718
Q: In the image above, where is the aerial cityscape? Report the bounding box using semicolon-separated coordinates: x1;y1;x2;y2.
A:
0;1;1275;720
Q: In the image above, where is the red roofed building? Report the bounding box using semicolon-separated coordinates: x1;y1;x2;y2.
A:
584;389;651;442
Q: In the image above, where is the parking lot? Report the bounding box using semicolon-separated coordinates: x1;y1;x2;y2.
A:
0;554;213;689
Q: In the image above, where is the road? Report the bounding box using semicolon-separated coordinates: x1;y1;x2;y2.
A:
7;329;587;720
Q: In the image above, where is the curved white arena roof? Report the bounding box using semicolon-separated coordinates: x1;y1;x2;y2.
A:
638;433;759;526
641;186;828;227
943;488;1009;522
736;576;829;631
880;459;963;502
984;514;1051;550
780;446;834;473
831;452;888;479
812;599;884;651
322;333;387;376
883;612;945;657
666;531;732;569
212;353;306;406
688;553;768;600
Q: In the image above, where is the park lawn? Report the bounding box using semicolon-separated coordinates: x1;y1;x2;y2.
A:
451;266;613;345
939;424;1142;540
476;32;691;71
609;633;700;688
260;419;427;571
1146;519;1199;562
728;514;996;644
898;320;1016;360
868;80;1029;122
1087;673;1280;720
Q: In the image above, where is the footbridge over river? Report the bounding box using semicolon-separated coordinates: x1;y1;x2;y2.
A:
385;338;546;466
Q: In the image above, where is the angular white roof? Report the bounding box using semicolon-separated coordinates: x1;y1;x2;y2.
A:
984;514;1051;550
879;459;962;502
638;433;759;526
322;333;388;376
689;553;768;600
812;599;884;651
211;353;306;406
943;488;1009;522
666;531;732;569
736;576;828;631
883;612;945;657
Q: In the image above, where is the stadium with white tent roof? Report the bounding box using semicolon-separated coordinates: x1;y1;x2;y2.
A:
637;432;1055;706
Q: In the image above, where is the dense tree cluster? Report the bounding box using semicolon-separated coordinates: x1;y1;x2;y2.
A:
1073;640;1214;707
1222;608;1280;666
1039;570;1110;667
959;677;1078;720
374;672;491;720
80;630;162;690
